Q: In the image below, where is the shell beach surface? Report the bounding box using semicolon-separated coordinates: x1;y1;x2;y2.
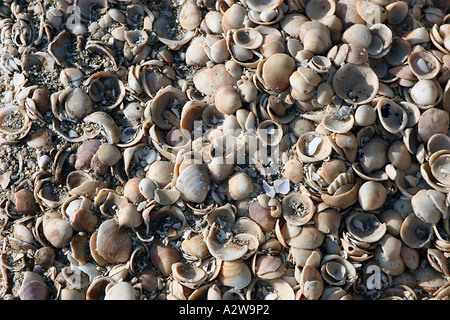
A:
1;0;450;301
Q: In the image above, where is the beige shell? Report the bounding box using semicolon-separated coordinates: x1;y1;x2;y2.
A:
206;223;248;261
411;189;444;224
227;171;254;201
181;234;210;261
178;0;202;31
218;259;252;290
260;53;296;93
290;66;322;101
252;254;285;279
256;119;283;146
400;213;433;249
175;164;211;203
345;212;387;243
321;113;354;133
215;85;242;115
408;50;441;80
279;223;324;249
296;132;333;163
150;206;186;240
172;262;208;289
282;193;316;226
95;219;132;264
429;150;450;186
332;63;379;104
305;0;336;20
246;278;295;300
376;98;408;134
417;108;449;143
149;242;181;277
232;28;263;50
320;254;356;289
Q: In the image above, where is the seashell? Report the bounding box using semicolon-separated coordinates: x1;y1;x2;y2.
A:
305;0;335;21
387;141;412;171
204;10;224;34
374;235;405;276
408;50;441;80
95;219;132;264
145;85;188;130
232;217;265;246
252;254;285;279
248;199;275;233
221;4;247;33
83;112;122;145
215;85;242;115
367;23;392;58
150;206;186;240
358;181;387;211
150;242;181;277
296;132;332;163
260;53;296;93
355;0;387;26
227;171;254;201
42;211;73;249
376;98;408;134
410;79;443;109
411;189;445;224
359;136;390;173
182;234;210;261
256;120;283;146
280;13;309;39
246;278;295;300
400;213;433;249
178;0;202;31
0;104;32;143
300;21;332;55
320;254;356;289
104;282;138;300
206;223;248;261
290;66;322;101
282;193;316;226
147;160;174;188
345;212;386;243
233;28;263;50
332;63;379;104
417;108;449;143
12;189;38;216
280;223;325;249
321;113;354;133
19;272;49;300
117;203;142;228
341;24;372;48
172;262;208;289
384;37;411;66
427;248;450;277
175;164;211;203
218;259;252;290
312;208;341;234
282;158;304;183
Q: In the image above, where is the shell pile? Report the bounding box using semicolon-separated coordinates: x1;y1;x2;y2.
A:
1;0;450;301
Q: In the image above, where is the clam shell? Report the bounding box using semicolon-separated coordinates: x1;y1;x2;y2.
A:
408;50;441;80
233;28;263;50
345;212;387;243
376;98;408;134
175;164;211;203
296;132;332;163
261;53;296;93
282;193;316;226
333;63;379;104
400;213;433;249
